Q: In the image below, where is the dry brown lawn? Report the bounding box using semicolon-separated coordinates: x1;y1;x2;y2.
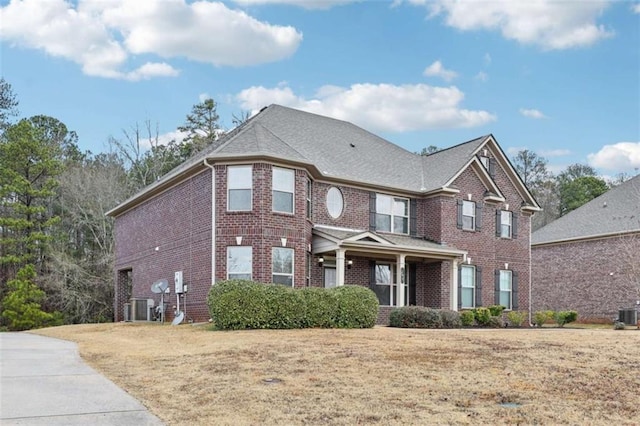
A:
32;323;639;425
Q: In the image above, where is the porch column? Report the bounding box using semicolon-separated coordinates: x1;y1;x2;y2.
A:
450;258;459;311
396;254;406;307
336;248;346;287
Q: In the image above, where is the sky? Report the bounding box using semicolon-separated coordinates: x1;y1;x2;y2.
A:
1;0;639;179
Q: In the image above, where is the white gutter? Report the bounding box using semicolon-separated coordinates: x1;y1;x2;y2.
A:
529;217;533;327
203;159;216;285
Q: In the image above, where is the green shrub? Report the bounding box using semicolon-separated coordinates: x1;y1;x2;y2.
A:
473;307;492;326
533;310;554;327
331;285;379;328
460;310;475;327
554;310;578;327
0;265;63;331
507;310;527;327
488;305;506;317
488;315;504;328
208;280;269;330
300;287;337;328
440;310;462;328
389;306;444;328
263;284;306;329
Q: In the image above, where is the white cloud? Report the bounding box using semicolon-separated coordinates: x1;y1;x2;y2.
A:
233;0;359;9
588;142;640;172
474;71;488;82
483;53;492;66
539;149;571;157
423;0;614;50
236;82;496;132
423;60;458;82
520;108;547;119
139;130;188;150
0;0;302;79
633;4;640;14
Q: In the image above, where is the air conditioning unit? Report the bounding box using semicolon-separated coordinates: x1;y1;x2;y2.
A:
618;308;638;326
130;298;155;321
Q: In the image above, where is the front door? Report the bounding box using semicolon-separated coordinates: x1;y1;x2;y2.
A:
324;267;337;288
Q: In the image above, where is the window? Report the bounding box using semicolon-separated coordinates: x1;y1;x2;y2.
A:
272;247;294;286
326;187;344;219
273;167;294;213
324;267;337;288
306;179;312;219
372;263;407;306
500;210;512;238
499;270;512;310
460;265;476;308
227;166;252;211
375;194;408;234
462;200;476;230
227;246;252;280
306;252;311;287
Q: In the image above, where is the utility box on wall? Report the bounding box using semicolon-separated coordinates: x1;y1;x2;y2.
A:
175;271;184;294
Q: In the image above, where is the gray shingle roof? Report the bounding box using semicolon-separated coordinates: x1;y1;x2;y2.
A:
532;174;640;245
212;105;488;192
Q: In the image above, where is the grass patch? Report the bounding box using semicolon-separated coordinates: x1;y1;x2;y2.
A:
31;323;639;425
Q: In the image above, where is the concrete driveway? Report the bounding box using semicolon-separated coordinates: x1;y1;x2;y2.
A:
0;332;163;425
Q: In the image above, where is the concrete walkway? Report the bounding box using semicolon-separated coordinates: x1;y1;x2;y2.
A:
0;332;164;425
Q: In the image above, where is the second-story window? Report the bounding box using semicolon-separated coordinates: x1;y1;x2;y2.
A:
462;200;476;230
306;179;312;219
375;194;408;234
273;167;294;214
227;165;252;211
500;210;512;238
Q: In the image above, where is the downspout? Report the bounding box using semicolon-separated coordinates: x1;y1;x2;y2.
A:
204;159;216;286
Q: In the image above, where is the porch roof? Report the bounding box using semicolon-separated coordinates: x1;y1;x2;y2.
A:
312;226;466;260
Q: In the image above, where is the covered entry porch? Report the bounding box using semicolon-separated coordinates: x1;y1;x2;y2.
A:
312;226;467;311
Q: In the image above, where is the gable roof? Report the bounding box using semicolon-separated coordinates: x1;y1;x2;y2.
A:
532;174;640;246
107;104;538;217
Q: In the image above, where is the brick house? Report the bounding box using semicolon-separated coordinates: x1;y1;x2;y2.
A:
531;175;640;322
107;105;539;324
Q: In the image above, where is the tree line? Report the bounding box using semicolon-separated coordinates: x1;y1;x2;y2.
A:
0;76;628;330
0;78;232;330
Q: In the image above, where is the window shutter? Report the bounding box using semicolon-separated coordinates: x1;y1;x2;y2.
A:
512;271;519;309
369;260;376;289
475;266;482;307
456;199;463;229
457;266;462;310
369;192;376;231
410;198;417;236
409;264;417;305
512;213;518;239
475;202;482;231
494;269;501;306
495;210;501;237
489;158;496;178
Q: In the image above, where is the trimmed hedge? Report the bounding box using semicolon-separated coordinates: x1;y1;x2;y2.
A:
389;306;443;329
207;280;378;330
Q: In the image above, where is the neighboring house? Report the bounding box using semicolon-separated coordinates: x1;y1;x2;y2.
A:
531;175;640;321
107;105;539;324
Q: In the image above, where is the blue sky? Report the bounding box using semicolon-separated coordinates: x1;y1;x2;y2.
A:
1;0;639;178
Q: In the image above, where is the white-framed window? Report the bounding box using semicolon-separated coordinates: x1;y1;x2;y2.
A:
227;165;252;211
462;200;476;230
326;187;344;219
227;246;252;280
272;247;294;286
375;194;409;234
273;167;294;214
372;263;407;306
306;179;312;219
460;265;476;308
500;210;512;238
499;270;512;310
306;252;311;287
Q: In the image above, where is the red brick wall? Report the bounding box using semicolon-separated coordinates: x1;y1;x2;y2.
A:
532;235;640;321
113;170;212;322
